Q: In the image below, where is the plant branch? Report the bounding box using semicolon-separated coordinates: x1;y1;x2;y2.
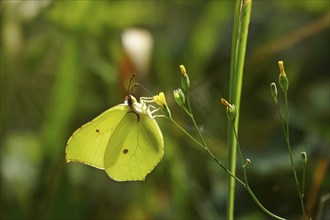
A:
169;117;245;186
230;119;286;220
282;93;306;219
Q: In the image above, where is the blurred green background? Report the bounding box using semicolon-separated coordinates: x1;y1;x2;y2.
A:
1;1;329;220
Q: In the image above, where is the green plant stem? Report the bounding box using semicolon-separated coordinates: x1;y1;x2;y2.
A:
185;96;284;219
169;117;204;150
230;119;248;184
275;93;306;219
227;0;252;219
185;97;243;183
170;110;285;220
230;119;286;220
246;186;286;220
280;94;306;219
302;160;306;199
169;117;245;186
186;96;206;146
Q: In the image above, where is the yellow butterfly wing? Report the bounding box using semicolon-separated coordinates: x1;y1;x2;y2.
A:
66;104;129;169
104;112;164;181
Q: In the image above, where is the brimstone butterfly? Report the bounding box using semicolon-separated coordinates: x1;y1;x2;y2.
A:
65;94;164;181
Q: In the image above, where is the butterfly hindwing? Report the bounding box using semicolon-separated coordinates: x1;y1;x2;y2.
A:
104;112;164;181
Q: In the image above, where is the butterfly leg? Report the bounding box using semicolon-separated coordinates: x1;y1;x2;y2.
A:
152;114;166;118
150;106;161;114
139;97;166;118
146;104;162;118
140;96;155;103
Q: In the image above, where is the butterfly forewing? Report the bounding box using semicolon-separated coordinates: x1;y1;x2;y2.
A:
66;104;129;169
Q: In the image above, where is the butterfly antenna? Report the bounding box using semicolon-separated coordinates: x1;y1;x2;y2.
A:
127;74;136;94
132;83;153;96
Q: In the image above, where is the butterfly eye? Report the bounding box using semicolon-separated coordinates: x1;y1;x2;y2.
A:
125;95;133;108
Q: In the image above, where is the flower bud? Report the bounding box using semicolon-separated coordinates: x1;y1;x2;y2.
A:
154;92;171;118
153;92;166;107
173;88;185;107
180;65;186;76
220;98;236;121
227;104;237;122
270;82;278;103
180;65;190;92
278;61;289;93
243;158;251;168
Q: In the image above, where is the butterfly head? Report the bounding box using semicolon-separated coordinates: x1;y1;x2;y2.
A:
125;95;138;109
